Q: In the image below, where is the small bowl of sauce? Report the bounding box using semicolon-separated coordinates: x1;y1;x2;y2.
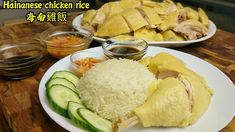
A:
40;26;93;59
0;39;46;80
102;39;148;60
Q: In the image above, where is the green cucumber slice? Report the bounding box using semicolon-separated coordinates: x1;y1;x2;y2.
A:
47;85;81;117
78;109;112;132
46;77;76;92
51;71;79;86
67;102;95;131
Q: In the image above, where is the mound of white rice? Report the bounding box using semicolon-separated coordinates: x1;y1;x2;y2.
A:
77;59;156;120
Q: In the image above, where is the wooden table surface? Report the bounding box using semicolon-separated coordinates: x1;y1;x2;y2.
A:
0;12;235;132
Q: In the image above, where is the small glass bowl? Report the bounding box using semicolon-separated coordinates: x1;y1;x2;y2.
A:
102;39;148;60
70;51;106;77
0;39;46;80
40;26;93;59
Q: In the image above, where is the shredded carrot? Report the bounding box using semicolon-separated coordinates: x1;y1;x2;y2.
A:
50;35;83;47
73;57;103;76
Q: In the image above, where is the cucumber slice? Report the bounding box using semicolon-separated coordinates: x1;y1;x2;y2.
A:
78;109;112;132
67;102;94;131
46;77;76;92
51;71;79;86
47;85;81;117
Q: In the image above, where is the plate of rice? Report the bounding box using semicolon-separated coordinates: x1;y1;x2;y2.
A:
39;46;235;132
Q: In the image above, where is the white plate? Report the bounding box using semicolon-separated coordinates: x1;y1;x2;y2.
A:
72;14;217;47
39;46;235;132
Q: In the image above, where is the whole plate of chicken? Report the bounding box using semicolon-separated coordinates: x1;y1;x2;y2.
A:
73;0;216;47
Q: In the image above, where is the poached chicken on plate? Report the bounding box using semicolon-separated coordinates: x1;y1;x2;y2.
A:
114;53;213;131
81;0;209;42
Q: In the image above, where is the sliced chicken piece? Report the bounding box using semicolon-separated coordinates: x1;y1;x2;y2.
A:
178;75;194;112
157;70;179;79
95;14;131;37
150;52;213;98
162;30;184;41
90;3;110;29
151;53;203;81
138;56;153;67
122;8;148;31
158;72;197;123
150;4;168;15
150;53;199;85
135;77;191;127
179;74;212;125
165;0;178;13
145;0;177;16
147;52;185;75
146;79;159;97
81;9;97;26
120;0;141;9
198;8;209;27
178;9;187;23
158;10;179;31
92;1;128;26
134;27;163;42
158;72;209;118
155;33;164;41
111;34;135;41
184;7;199;20
107;2;124;18
173;19;208;40
137;6;162;28
141;0;157;5
158;8;188;31
157;71;194;112
153;52;185;66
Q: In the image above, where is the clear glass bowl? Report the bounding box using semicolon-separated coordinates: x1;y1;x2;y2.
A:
40;26;93;59
0;39;46;80
70;51;106;77
102;39;148;60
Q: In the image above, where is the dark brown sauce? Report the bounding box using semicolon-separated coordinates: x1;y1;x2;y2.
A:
109;46;140;54
1;56;42;80
3;56;35;64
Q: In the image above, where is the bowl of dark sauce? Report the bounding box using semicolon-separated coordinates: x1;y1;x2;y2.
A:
0;39;46;80
102;39;148;60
